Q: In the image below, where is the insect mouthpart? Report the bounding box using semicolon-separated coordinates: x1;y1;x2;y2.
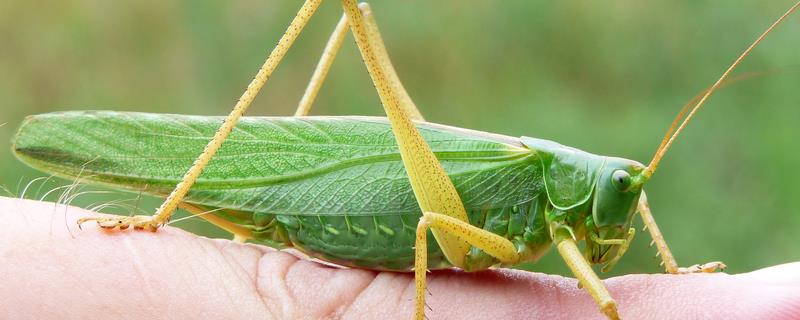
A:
585;224;636;273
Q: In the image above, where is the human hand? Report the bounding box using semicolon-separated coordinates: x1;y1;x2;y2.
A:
1;196;798;319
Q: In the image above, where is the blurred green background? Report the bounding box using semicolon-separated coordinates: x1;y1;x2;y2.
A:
1;1;798;277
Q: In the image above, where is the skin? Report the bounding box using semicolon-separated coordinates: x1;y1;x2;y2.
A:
1;196;798;319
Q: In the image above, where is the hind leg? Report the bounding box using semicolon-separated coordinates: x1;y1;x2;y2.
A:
79;0;323;231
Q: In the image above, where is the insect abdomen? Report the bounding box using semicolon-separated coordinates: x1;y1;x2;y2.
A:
273;213;449;271
270;196;551;272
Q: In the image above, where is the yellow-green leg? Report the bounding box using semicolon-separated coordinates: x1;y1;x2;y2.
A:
415;212;519;320
339;5;622;319
551;222;620;319
638;192;726;274
341;0;470;265
358;3;424;121
294;3;424;121
78;0;323;231
341;1;478;318
178;203;253;243
295;13;349;117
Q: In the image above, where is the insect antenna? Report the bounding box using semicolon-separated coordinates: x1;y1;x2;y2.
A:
653;71;769;156
643;1;800;179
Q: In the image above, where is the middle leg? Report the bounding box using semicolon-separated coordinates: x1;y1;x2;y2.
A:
295;13;349;117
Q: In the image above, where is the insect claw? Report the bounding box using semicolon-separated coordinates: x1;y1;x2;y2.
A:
676;261;727;274
76;217;94;229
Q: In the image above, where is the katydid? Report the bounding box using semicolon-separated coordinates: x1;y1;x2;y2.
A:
10;1;800;319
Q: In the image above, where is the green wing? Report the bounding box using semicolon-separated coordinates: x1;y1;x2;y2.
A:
14;111;542;216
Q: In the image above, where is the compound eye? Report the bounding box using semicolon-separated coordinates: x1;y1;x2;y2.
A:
611;170;632;192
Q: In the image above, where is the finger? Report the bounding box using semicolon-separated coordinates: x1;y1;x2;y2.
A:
609;263;800;319
3;196;799;320
0;197;272;318
371;263;800;320
0;197;374;319
0;197;522;319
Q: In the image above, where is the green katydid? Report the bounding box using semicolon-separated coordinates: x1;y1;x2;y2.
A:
10;1;800;319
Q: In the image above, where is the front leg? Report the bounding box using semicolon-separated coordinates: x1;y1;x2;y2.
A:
638;192;726;274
